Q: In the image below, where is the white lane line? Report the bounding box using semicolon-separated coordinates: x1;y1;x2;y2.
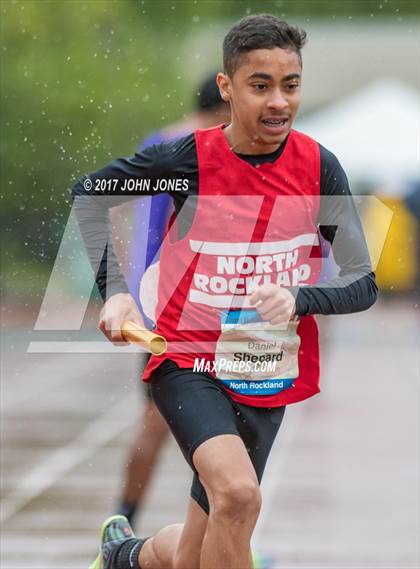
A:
0;393;138;523
252;403;305;547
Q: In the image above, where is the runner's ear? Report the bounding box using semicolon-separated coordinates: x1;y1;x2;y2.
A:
216;72;231;102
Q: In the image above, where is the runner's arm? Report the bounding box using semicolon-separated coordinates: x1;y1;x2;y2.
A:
294;146;378;316
72;138;192;301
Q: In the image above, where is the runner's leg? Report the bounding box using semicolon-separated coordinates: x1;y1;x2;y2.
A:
193;434;261;569
140;361;278;568
119;397;169;524
138;497;208;569
186;402;286;568
92;362;285;569
138;434;260;569
141;361;241;567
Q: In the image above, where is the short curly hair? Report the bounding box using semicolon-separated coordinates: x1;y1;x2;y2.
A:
223;14;307;77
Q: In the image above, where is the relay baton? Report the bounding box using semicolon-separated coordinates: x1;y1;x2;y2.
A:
121;320;167;356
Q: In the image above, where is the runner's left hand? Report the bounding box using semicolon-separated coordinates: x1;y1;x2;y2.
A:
250;284;296;325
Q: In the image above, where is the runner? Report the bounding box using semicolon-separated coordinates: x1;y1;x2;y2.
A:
73;14;378;569
116;75;229;527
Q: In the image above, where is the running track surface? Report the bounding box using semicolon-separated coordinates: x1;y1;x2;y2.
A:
1;299;418;568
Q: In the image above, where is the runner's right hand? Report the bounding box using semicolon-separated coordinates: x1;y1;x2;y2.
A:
99;293;145;345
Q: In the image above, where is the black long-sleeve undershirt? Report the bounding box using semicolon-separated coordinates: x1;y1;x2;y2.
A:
72;131;377;316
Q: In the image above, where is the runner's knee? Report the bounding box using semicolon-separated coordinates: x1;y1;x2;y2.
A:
211;478;261;523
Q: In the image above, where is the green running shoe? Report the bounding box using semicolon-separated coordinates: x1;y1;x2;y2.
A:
253;550;264;569
89;515;136;569
252;549;275;569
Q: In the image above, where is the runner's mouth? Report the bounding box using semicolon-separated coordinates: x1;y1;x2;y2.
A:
261;117;289;127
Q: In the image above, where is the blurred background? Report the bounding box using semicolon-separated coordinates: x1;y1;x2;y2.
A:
1;1;419;568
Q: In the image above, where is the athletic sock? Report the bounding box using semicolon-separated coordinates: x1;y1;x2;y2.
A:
105;537;144;569
118;501;140;526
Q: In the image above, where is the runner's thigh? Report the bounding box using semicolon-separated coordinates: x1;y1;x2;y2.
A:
234;402;286;483
149;360;240;467
190;402;285;513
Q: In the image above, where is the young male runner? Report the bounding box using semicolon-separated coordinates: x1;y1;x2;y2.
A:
73;14;378;569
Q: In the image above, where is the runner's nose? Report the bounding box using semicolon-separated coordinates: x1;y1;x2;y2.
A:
267;88;288;111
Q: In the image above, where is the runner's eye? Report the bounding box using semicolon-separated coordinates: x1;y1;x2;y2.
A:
253;84;268;91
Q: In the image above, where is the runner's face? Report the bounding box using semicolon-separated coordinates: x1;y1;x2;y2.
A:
218;48;302;154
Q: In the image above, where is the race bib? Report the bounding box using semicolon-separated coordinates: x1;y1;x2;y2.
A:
215;309;300;396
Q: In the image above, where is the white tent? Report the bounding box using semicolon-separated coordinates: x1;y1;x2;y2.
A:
296;78;419;194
